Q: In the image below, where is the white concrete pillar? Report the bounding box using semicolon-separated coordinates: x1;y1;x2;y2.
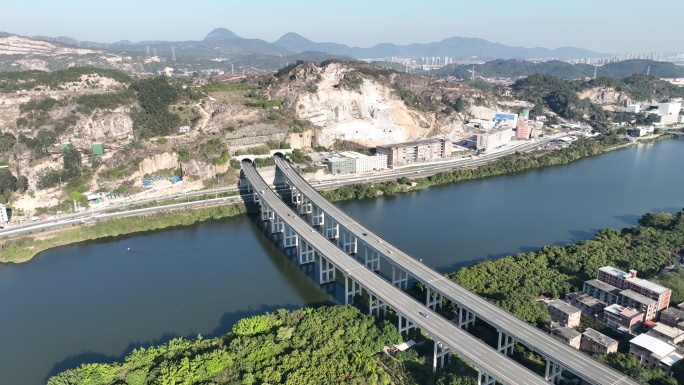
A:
392;265;409;289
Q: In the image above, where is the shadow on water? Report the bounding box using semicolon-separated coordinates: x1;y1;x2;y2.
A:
45;301;332;382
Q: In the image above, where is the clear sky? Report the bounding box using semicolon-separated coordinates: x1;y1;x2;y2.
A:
1;0;682;54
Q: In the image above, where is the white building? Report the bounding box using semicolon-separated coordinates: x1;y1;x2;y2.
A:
627;104;641;113
629;334;683;373
0;204;7;222
338;151;388;173
657;102;682;116
476;128;513;151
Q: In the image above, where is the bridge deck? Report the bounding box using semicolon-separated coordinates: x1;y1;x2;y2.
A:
243;161;549;385
274;156;639;385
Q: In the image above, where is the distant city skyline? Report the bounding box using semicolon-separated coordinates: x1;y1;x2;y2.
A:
2;0;683;54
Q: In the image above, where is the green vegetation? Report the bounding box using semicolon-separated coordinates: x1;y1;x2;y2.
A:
339;72;364;91
324;134;629;202
600;353;680;385
0;203;246;263
75;89;136;114
511;73;684;131
436;59;684;80
0;67;131;93
655;268;684;304
47;306;401;385
201;83;260;92
243;97;283;109
17;97;64;128
131;76;181;138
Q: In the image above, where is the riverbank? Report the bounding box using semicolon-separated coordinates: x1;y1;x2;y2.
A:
0;133;666;265
323;134;636;202
0;202;247;264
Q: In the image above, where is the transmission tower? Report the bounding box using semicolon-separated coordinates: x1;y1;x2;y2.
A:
153;48;157;57
171;47;176;62
146;46;150;56
593;66;597;80
646;65;650;76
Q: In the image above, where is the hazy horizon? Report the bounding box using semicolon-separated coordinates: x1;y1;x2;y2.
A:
2;0;683;54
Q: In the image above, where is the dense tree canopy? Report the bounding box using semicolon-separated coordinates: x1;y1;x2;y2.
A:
47;306;402;385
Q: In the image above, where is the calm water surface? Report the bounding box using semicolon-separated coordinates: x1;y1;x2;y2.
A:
1;138;684;384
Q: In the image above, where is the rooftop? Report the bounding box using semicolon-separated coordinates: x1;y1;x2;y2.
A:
568;292;606;307
551;327;581;340
598;266;633;279
620;289;657;306
630;277;671;295
585;279;620;293
549;300;581;315
583;328;618;347
377;138;445;149
604;304;625;316
630;334;678;359
338;151;370;159
649;324;684;340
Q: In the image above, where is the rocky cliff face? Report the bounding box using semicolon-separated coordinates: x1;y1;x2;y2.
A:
579;87;635;110
0;36;96;56
272;62;433;147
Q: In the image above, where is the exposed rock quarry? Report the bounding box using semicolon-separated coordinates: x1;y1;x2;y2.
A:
278;63;432;147
138;153;179;175
0;36;95;56
579;87;635;110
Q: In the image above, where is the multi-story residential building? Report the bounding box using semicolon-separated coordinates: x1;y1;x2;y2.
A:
325;157;355;175
549;327;581;349
567;292;607;317
516;120;531;140
338;151;388;173
548;300;581;328
603;304;644;332
580;328;618;355
583;279;620;304
596;267;671;311
647;323;684;344
376;138;451;168
475;128;513;151
659;307;684;327
619;290;658;321
629;334;683;373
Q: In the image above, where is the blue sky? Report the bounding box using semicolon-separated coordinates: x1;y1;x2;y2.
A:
1;0;682;54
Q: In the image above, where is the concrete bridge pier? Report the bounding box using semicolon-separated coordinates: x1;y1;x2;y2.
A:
297;239;315;265
270;213;284;235
324;217;339;241
476;369;497;385
397;313;415;335
310;205;325;227
340;228;357;255
363;244;381;271
344;274;362;305
319;256;336;284
283;224;298;249
497;330;515;355
368;292;387;317
458;307;476;329
432;340;450;372
391;265;409;289
298;196;312;216
260;204;273;221
544;359;563;383
426;287;443;310
290;186;301;205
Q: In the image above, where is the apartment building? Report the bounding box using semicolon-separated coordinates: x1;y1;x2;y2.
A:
603;304;644;332
580;328;618;355
629;334;683;373
475;128;513;151
549;327;581;349
647;323;684;344
338;151;388;173
567;292;607;316
596;267;671;311
376;138;451;168
619;290;658;322
583;279;620;304
548;300;581;328
660;307;684;327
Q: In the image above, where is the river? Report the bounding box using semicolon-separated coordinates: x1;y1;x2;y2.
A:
1;138;684;384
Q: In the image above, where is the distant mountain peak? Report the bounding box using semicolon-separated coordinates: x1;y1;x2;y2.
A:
204;28;240;42
275;32;311;44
